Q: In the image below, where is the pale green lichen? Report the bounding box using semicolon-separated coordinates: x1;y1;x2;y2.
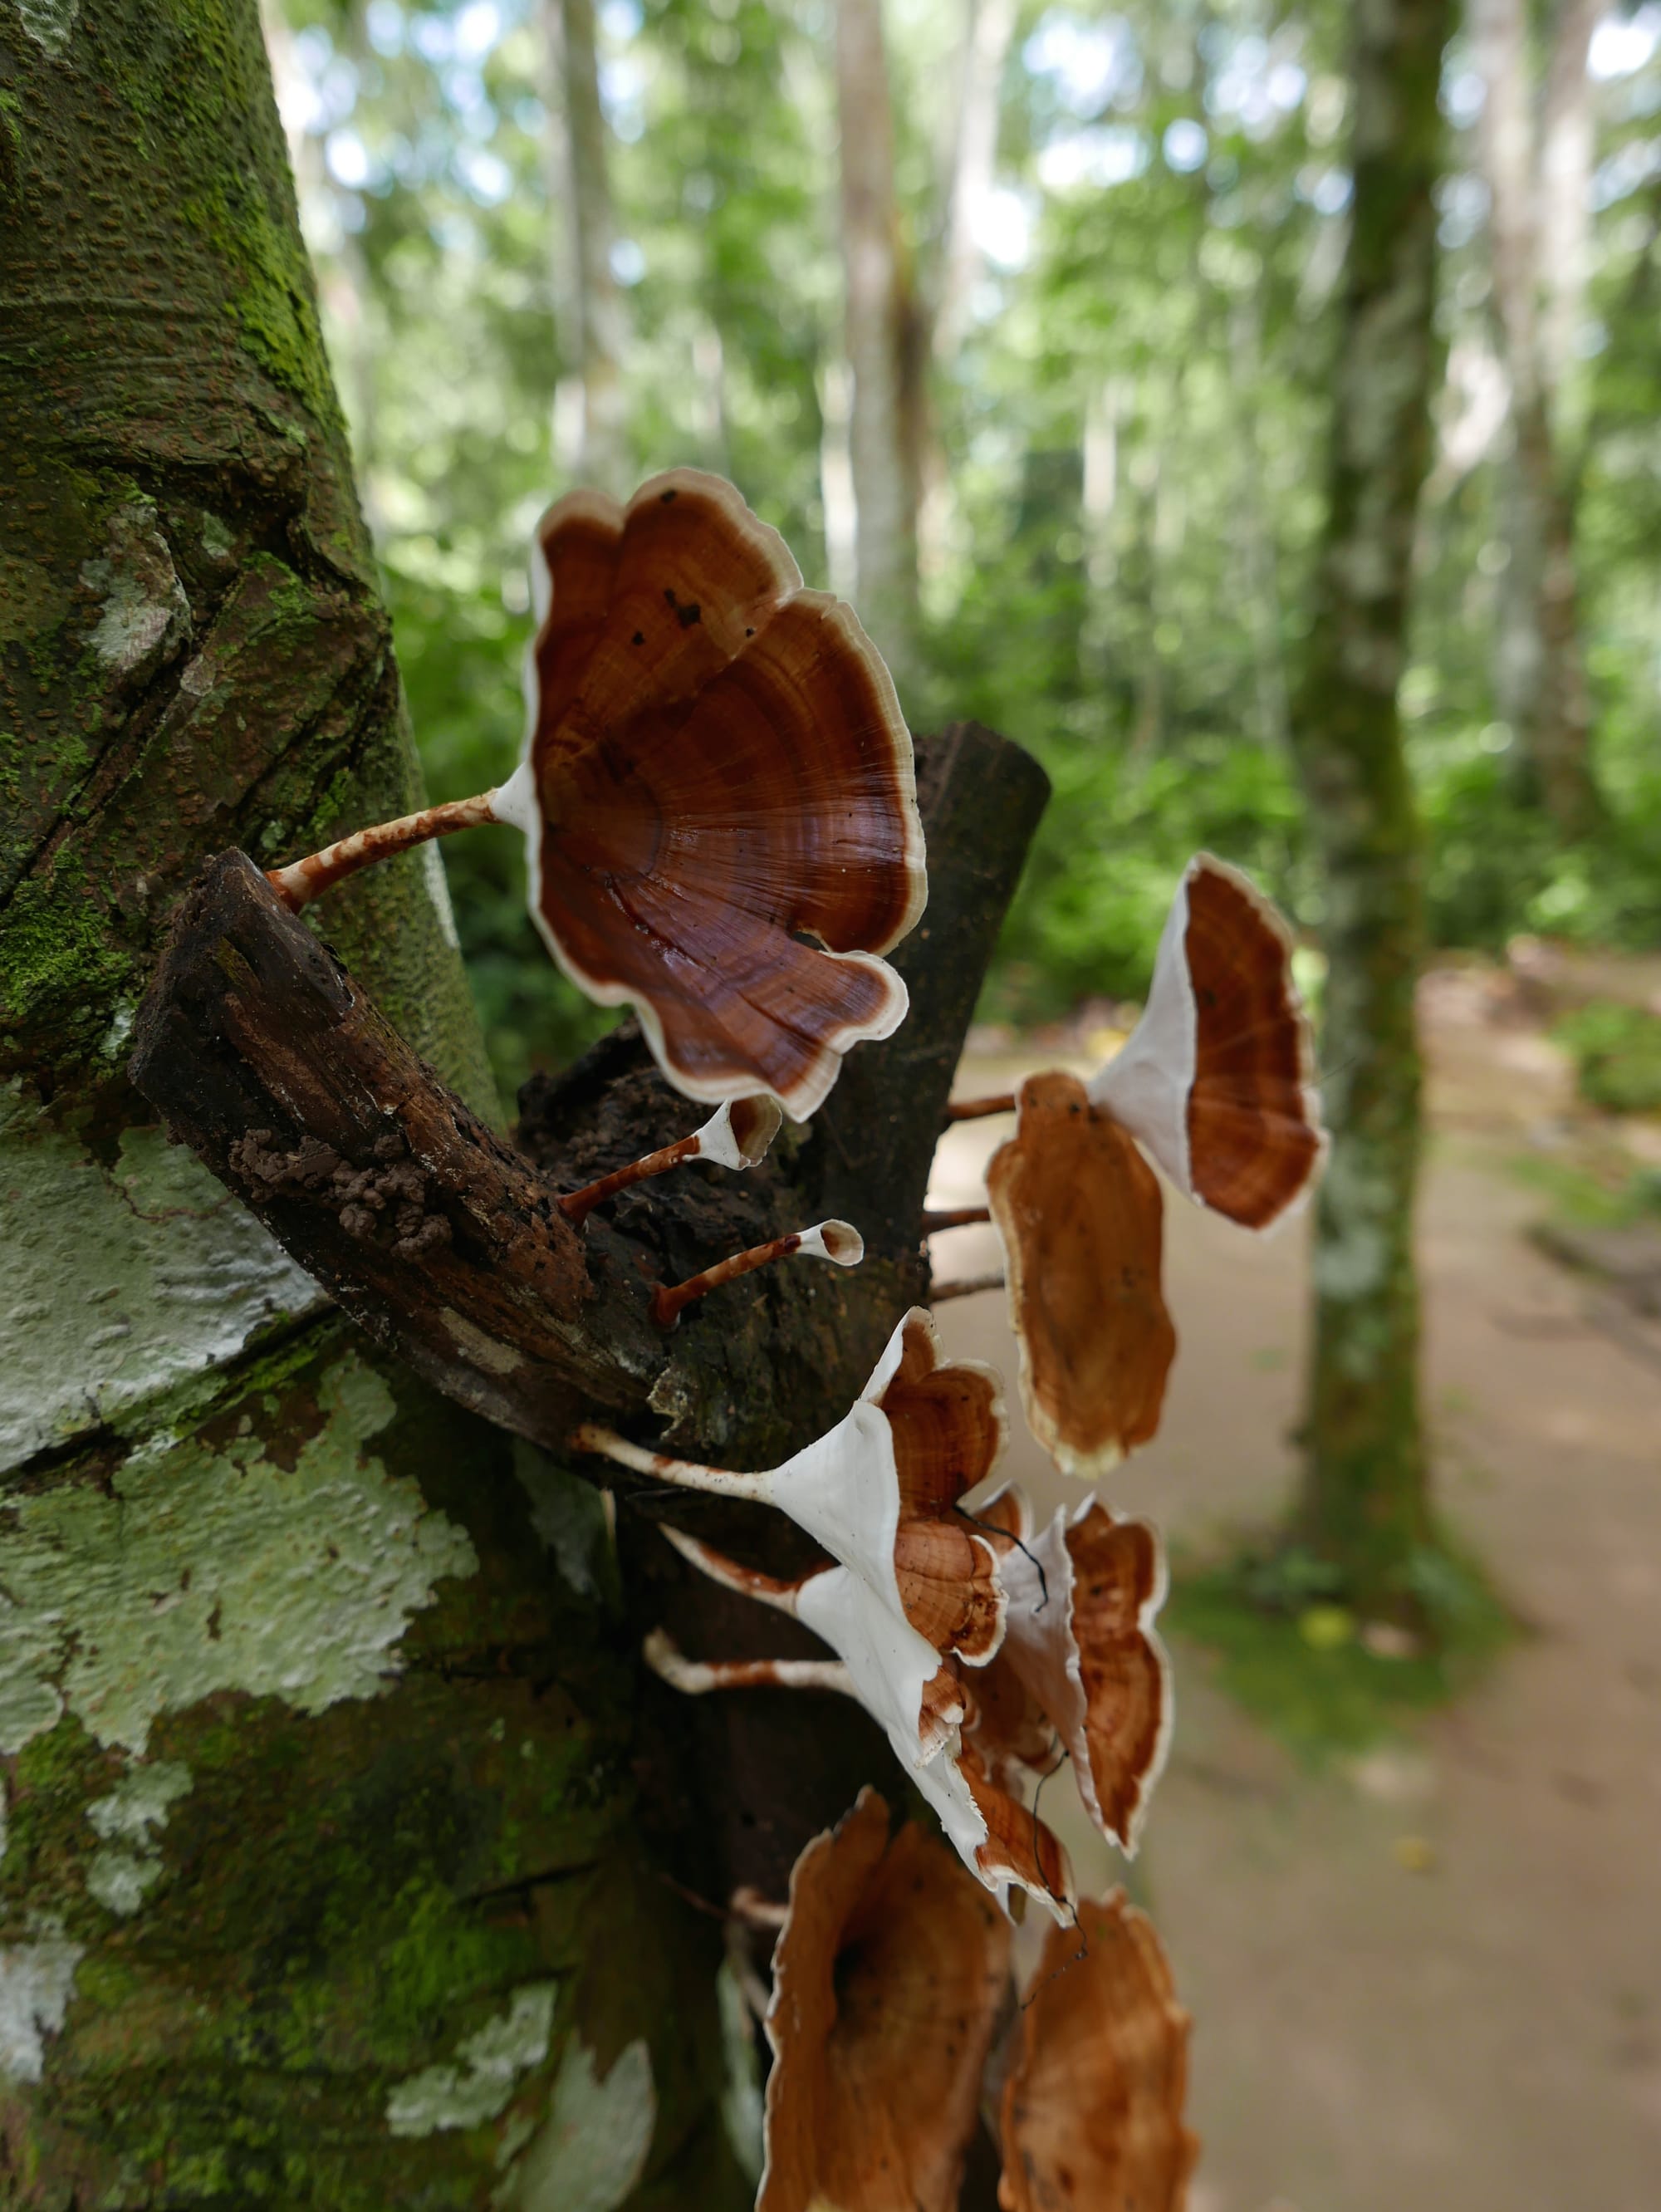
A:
717;1957;764;2183
499;2037;655;2212
512;1443;610;1601
0;1082;324;1472
12;0;80;59
85;1760;193;1916
0;1354;477;1756
385;1983;560;2137
0;1915;84;2085
78;500;190;679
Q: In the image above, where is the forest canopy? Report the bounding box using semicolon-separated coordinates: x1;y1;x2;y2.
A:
267;0;1661;1104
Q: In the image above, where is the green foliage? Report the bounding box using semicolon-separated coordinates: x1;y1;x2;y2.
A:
263;0;1661;1097
1168;1535;1516;1763
1552;999;1661;1114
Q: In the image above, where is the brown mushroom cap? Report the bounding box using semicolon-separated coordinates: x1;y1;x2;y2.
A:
513;468;928;1119
875;1308;1010;1661
986;1071;1177;1478
974;1484;1171;1854
999;1891;1198;2212
1182;856;1323;1228
762;1788;1012;2212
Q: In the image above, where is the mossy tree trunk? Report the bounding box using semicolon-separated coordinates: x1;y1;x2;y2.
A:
1287;0;1452;1616
0;9;1048;2201
0;3;728;2201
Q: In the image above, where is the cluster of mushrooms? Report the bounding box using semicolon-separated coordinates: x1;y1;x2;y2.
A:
272;469;1325;2209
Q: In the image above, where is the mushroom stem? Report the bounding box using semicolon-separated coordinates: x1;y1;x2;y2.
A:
930;1271;1007;1304
944;1092;1017;1122
649;1219;863;1327
644;1628;855;1699
266;790;502;912
559;1096;784;1227
921;1206;992;1234
659;1523;806;1616
568;1424;771;1502
559;1132;703;1227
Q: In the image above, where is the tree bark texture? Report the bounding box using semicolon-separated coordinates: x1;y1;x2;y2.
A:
1288;0;1450;1612
834;0;923;684
0;2;1051;2196
1471;0;1602;835
546;0;630;495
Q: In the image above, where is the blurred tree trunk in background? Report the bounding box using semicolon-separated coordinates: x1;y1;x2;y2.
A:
1472;0;1603;835
0;3;738;2198
932;0;1017;369
918;0;1018;576
1288;0;1453;1615
834;0;922;681
545;0;630;493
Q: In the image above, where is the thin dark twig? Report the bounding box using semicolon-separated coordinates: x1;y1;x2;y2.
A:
958;1507;1049;1612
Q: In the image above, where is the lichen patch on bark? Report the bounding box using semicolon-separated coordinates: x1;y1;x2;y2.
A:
0;1916;84;2086
83;1760;192;1917
498;2034;655;2212
385;1983;560;2137
0;1352;477;1756
0;1082;325;1473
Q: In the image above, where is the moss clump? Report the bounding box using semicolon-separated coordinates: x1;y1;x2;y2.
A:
1553;998;1661;1116
0;871;130;1037
1167;1535;1516;1763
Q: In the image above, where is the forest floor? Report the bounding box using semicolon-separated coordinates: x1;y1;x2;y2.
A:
928;953;1661;2212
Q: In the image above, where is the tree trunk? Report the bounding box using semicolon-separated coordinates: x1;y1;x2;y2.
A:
834;0;922;684
0;4;1050;2196
931;0;1017;370
544;0;630;493
1471;0;1601;834
1288;0;1451;1614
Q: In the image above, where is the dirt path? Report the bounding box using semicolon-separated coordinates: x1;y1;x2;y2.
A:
929;981;1661;2212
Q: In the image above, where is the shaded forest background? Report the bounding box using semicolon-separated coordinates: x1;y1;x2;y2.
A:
263;0;1661;1111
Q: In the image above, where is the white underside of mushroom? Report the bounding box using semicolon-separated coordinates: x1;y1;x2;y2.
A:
1087;866;1196;1198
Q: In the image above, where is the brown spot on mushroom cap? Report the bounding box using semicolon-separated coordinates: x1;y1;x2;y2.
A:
987;1072;1176;1479
998;1891;1197;2212
762;1789;1012;2212
522;468;927;1119
1183;856;1323;1229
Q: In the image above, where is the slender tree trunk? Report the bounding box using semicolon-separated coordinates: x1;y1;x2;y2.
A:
1288;0;1452;1613
544;0;630;493
0;4;708;2197
1471;0;1601;833
834;0;921;681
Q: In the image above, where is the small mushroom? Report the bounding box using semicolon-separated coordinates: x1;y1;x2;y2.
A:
577;1307;1012;1666
759;1789;1012;2212
976;1483;1172;1855
559;1095;783;1226
267;469;928;1120
1089;852;1324;1230
648;1218;863;1327
998;1891;1198;2212
986;1072;1176;1479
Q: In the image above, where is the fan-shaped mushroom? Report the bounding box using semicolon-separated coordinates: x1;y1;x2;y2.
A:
949;853;1323;1229
759;1789;1012;2212
1089;853;1323;1229
975;1484;1172;1855
643;1559;1073;1922
985;1072;1177;1479
576;1307;1011;1665
267;469;927;1119
999;1891;1197;2212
